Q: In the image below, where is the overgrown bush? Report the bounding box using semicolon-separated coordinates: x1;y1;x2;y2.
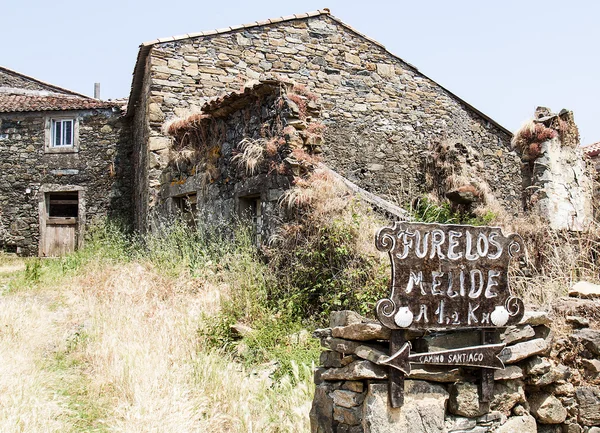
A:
266;169;390;324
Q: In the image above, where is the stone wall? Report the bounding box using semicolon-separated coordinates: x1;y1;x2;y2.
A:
156;81;323;240
311;309;600;433
132;12;522;231
132;55;153;232
0;108;132;255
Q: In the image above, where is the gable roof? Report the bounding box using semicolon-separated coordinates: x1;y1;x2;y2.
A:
0;66;120;113
126;10;511;136
0;66;90;98
0;91;119;113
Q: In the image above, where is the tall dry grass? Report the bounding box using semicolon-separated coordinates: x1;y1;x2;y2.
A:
0;253;314;433
505;217;600;311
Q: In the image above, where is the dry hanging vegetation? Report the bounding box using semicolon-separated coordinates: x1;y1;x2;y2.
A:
166;114;226;188
511;108;580;162
165;80;326;192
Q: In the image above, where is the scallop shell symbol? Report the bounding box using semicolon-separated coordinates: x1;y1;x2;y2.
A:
491;306;509;327
394;306;413;328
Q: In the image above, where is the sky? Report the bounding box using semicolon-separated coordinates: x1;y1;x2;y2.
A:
2;0;599;144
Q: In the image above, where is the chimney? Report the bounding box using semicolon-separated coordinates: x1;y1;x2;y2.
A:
94;83;101;99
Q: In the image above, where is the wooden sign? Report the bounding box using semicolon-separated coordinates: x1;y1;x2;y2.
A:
375;222;525;331
379;342;506;375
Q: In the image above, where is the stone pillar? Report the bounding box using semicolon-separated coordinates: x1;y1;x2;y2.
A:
514;107;593;230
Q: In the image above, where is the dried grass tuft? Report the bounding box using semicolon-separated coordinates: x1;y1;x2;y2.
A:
233;138;266;175
166;113;209;138
279;169;346;212
501;215;600;310
512;120;558;156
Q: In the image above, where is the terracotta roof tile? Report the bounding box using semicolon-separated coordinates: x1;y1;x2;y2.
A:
583;142;600;157
0;93;119;113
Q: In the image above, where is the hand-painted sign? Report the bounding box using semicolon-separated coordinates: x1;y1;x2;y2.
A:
375;222;525;330
379;342;506;375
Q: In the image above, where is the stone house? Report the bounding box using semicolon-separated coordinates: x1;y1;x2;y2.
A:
126;9;523;234
7;10;581;255
0;66;131;256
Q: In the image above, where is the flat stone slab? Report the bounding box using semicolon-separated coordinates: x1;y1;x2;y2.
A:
409;366;463;382
570;281;600;299
524;356;551;375
553;297;600;321
571;328;600;356
499;338;549;364
330;310;375;328
321;360;388;381
576;386;600;426
500;325;536;345
321;337;388;365
566;315;590;328
332;322;390;341
519;311;551;326
494;365;523;380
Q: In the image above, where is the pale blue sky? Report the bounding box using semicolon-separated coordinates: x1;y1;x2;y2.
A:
2;0;598;144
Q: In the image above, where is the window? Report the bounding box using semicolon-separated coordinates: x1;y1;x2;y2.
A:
173;194;197;228
45;115;79;153
51;119;74;147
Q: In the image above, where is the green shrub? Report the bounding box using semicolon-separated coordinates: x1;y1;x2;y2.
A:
267;197;389;325
411;196;496;226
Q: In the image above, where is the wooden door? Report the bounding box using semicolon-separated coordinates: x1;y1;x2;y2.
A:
43;217;77;257
41;191;79;257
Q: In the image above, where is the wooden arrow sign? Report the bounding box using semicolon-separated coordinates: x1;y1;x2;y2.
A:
379;342;506;375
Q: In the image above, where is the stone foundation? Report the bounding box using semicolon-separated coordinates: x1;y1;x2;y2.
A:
311;310;600;433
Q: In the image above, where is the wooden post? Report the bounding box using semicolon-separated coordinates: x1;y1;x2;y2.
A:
389;330;405;408
480;329;495;402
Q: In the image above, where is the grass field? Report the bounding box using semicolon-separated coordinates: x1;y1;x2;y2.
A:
0;252;315;433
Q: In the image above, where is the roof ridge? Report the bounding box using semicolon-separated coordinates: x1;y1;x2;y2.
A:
0;65;93;100
140;9;330;47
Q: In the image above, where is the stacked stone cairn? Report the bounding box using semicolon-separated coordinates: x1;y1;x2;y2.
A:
310;310;600;433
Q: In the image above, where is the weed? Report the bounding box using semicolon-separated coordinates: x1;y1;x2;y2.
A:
24;259;42;283
233;137;266;175
410;195;496;226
